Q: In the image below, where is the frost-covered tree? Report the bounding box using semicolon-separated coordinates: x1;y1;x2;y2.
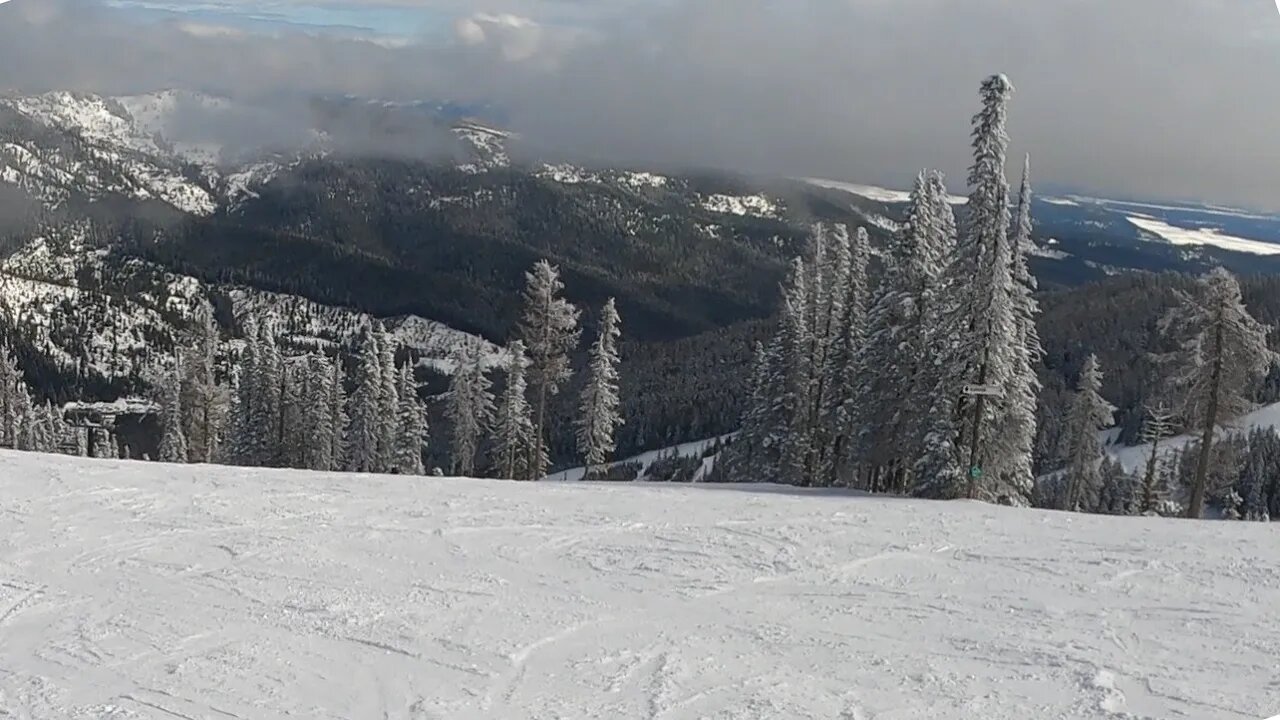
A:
376;326;400;472
860;173;959;491
730;341;782;483
776;257;815;486
277;357;308;469
346;325;384;473
493;340;535;480
577;298;624;478
1138;404;1176;515
517;261;581;479
11;384;34;452
394;364;427;475
946;74;1035;504
158;364;188;464
1060;354;1115;512
1097;457;1137;515
446;343;495;477
226;318;260;465
299;355;337;471
328;355;348;471
996;153;1044;498
257;321;285;466
0;344;25;449
1162;268;1274;518
180;300;226;464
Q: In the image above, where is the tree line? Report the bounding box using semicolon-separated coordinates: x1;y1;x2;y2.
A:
721;74;1277;520
0;260;626;481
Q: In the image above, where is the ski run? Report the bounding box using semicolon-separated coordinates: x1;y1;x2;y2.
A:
0;450;1277;719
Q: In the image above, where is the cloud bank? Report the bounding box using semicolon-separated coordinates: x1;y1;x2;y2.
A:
1;0;1278;209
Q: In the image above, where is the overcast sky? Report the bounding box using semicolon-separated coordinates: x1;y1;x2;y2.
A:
3;0;1280;210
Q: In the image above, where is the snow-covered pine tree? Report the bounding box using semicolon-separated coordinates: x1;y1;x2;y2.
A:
278;357;309;469
860;172;957;490
730;340;783;483
225;317;260;465
394;364;427;475
577;298;624;479
947;74;1033;504
299;355;336;471
830;227;871;485
909;171;966;497
812;225;852;485
257;320;285;466
346;325;383;473
180;300;225;463
11;385;34;451
517;261;581;480
493;340;536;480
0;344;23;448
158;364;189;463
376;325;400;473
1138;404;1176;514
776;257;815;487
996;153;1044;499
446;342;495;477
328;355;348;472
1162;268;1274;518
1060;354;1115;512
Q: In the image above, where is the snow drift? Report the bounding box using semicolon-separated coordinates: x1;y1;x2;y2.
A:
0;451;1275;719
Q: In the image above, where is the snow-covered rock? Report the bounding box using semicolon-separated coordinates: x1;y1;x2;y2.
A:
701;192;782;219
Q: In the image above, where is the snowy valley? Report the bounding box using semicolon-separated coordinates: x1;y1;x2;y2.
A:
0;450;1276;720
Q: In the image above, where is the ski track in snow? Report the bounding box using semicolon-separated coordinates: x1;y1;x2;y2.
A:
0;451;1277;719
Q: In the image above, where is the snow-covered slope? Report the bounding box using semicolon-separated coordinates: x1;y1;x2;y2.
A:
0;92;217;214
0;452;1275;719
1108;400;1280;474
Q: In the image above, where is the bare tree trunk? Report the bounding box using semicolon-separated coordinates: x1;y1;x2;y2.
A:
1187;319;1225;519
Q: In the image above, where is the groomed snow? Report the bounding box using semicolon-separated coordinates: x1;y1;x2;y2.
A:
1;452;1276;719
1125;215;1280;256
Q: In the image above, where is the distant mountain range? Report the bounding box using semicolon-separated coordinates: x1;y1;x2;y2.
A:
2;88;1278;463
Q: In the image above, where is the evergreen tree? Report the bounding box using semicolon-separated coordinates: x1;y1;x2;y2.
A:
226;317;261;465
1061;354;1115;511
376;326;400;473
776;257;815;486
493;340;535;480
731;340;783;483
830;228;872;486
997;153;1044;499
1162;268;1274;518
949;74;1033;504
1138;404;1176;514
328;355;348;472
158;364;189;464
12;386;34;452
912;176;966;499
860;173;956;490
180;300;225;463
394;364;427;475
577;298;624;478
517;261;581;479
346;325;384;473
301;355;337;471
446;342;495;477
0;344;23;449
258;321;285;466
